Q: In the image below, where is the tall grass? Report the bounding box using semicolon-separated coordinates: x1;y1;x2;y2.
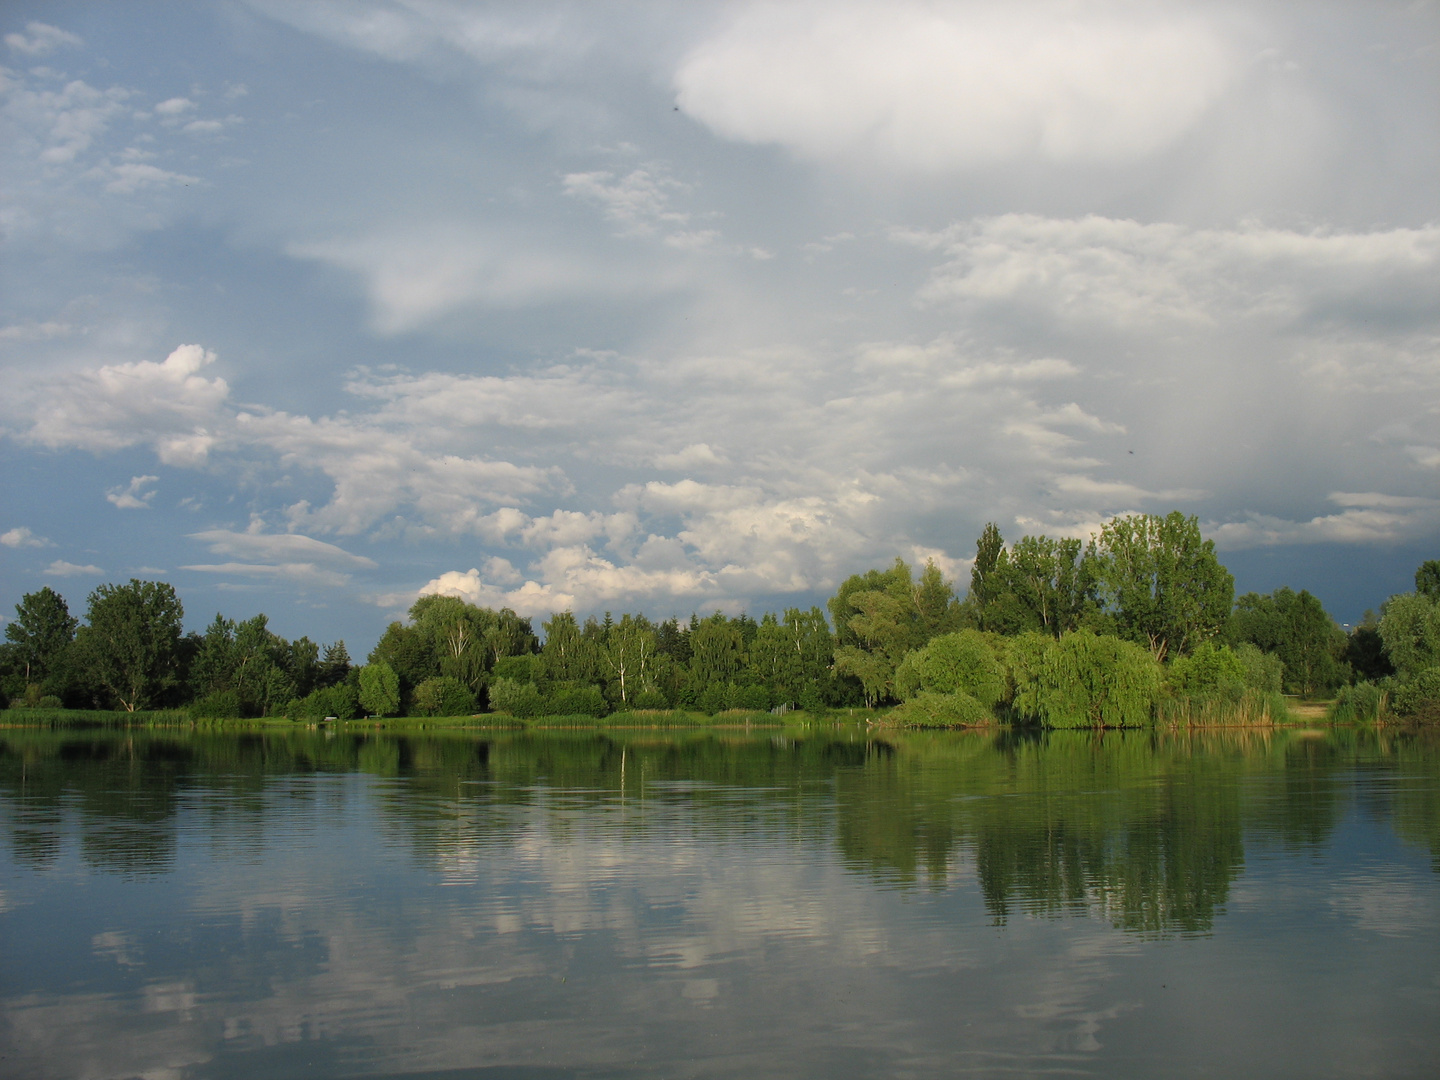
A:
1153;689;1293;728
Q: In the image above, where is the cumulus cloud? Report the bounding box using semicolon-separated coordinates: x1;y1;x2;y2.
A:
106;475;158;510
675;1;1237;170
25;344;229;463
5;22;83;57
1;527;51;548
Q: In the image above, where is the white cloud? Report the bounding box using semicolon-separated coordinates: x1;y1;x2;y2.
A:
106;475;158;510
6;77;131;164
181;562;354;589
100;162;200;193
0;321;72;342
25;344;229;462
1210;495;1440;550
1;527;50;548
44;560;103;577
153;97;194;116
675;1;1237;171
288;228;657;333
188;524;378;569
909;215;1440;331
5;22;83;57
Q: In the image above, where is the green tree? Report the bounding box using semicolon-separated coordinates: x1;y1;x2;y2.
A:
1378;592;1440;679
5;586;77;685
602;613;658;707
1229;587;1348;694
1092;512;1233;661
358;662;401;717
1416;560;1440;601
75;580;185;711
1035;630;1161;728
894;630;1006;709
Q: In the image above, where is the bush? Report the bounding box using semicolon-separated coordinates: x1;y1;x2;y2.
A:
37;694;62;709
1037;630;1161;728
633;687;669;710
1235;642;1284;694
1392;667;1440;720
488;677;544;718
1168;642;1246;701
729;683;772;711
288;683;360;720
546;684;607;718
895;630;1006;708
1330;681;1386;724
697;683;728;716
889;690;992;727
413;675;478;717
189;690;243;720
491;654;544;684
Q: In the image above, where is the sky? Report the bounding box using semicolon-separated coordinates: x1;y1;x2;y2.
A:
1;1;1437;652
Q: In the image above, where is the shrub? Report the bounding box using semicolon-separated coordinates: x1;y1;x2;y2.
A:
1391;667;1440;720
488;677;544;718
729;683;772;711
889;690;992;727
1168;642;1246;701
546;684;607;718
1037;630;1161;728
288;683;360;721
1234;642;1284;694
1330;682;1386;724
37;694;62;709
895;630;1006;709
697;683;729;716
413;675;478;717
633;687;669;710
189;689;243;720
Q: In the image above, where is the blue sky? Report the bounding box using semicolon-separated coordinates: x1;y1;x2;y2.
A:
2;1;1437;651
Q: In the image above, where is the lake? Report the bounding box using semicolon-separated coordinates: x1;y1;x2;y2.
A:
2;725;1439;1079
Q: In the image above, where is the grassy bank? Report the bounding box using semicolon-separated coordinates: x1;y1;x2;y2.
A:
0;706;868;732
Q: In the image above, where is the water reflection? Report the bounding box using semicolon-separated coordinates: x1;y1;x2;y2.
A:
2;726;1439;1079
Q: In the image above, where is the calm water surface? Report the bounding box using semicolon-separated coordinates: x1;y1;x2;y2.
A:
2;725;1439;1079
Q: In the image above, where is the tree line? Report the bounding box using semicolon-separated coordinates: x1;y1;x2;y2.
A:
4;511;1437;725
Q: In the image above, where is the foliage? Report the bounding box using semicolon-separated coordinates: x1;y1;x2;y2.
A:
1378;592;1440;679
358;662;401;717
1234;642;1284;694
1416;560;1440;601
488;677;545;717
189;690;242;720
1032;630;1161;728
968;525;1098;636
888;690;992;727
1229;587;1348;694
75;580;185;712
1168;642;1246;700
546;683;606;718
413;675;478;717
5;587;77;685
288;683;360;721
1391;668;1440;721
1092;512;1233;661
1329;682;1386;724
894;630;1006;709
